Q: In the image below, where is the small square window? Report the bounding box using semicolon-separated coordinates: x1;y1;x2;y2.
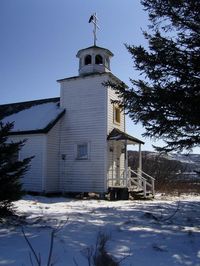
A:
114;105;121;124
77;143;88;160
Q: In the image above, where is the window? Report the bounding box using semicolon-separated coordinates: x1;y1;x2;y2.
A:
113;105;121;124
77;143;89;160
85;55;92;65
95;54;103;65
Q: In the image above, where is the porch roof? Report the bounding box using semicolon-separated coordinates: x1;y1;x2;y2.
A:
107;128;144;145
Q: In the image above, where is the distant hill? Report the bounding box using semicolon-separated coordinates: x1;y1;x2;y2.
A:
165;153;200;180
128;151;200;193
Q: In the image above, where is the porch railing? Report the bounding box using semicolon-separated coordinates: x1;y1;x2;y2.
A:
107;167;155;198
107;169;127;187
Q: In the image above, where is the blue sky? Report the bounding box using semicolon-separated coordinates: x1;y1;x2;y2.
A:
0;0;199;153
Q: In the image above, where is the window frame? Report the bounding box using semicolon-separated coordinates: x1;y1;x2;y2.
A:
113;105;121;125
84;54;92;65
95;54;103;65
76;142;90;160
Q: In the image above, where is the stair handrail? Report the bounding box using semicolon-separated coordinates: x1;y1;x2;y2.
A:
107;167;155;197
128;168;147;182
128;168;155;197
141;170;155;180
140;170;155;196
128;168;148;197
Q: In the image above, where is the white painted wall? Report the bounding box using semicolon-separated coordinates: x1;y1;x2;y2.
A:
107;78;125;183
46;118;63;192
8;119;63;193
8;134;46;192
59;72;126;192
107;84;125;134
59;74;108;193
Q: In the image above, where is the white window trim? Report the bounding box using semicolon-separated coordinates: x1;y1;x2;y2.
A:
75;142;90;160
113;104;121;125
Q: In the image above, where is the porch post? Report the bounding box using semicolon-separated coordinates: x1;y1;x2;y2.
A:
111;143;114;186
125;139;128;186
138;143;142;174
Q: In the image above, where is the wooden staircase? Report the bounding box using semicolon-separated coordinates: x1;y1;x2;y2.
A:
129;190;153;200
127;168;155;199
107;168;155;200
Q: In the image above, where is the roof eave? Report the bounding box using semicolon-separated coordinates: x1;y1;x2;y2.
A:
57;72;124;85
108;137;144;145
107;128;144;145
76;46;114;57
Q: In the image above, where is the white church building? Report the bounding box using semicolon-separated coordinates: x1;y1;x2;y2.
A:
1;44;155;199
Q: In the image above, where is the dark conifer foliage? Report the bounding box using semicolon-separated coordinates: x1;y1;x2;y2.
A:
0;122;33;215
107;0;200;152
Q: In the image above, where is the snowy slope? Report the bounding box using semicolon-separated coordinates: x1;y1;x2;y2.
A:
0;195;200;266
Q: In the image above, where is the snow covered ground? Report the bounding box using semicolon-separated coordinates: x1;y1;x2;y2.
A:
0;194;200;266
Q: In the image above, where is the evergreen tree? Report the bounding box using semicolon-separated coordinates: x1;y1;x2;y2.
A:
108;0;200;152
0;122;33;215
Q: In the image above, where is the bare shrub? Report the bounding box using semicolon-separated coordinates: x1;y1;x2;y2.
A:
22;227;56;266
22;220;67;266
81;232;121;266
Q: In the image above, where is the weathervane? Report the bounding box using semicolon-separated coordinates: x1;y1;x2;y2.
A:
89;13;100;46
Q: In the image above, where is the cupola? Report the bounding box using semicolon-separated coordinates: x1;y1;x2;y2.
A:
76;46;113;76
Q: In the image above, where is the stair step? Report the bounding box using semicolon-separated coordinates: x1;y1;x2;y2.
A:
129;189;152;194
129;189;144;194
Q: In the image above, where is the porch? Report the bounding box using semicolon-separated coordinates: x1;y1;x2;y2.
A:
107;128;155;199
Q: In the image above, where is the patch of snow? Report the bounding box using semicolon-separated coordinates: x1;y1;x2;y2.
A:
2;102;64;132
0;195;200;265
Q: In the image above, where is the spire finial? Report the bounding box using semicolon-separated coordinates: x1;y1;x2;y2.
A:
88;13;100;46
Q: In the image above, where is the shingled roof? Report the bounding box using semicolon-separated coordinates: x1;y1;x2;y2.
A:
0;97;65;135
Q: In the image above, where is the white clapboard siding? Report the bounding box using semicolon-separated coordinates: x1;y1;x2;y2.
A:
107;83;125;133
107;78;125;178
59;74;108;193
8;134;46;192
46;118;63;192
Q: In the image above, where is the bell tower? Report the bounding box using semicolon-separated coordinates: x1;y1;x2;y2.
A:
76;13;113;76
76;46;113;76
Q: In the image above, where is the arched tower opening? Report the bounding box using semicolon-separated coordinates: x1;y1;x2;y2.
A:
84;55;92;65
95;54;103;65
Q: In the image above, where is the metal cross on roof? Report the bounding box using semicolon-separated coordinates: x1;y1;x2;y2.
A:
88;13;100;46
